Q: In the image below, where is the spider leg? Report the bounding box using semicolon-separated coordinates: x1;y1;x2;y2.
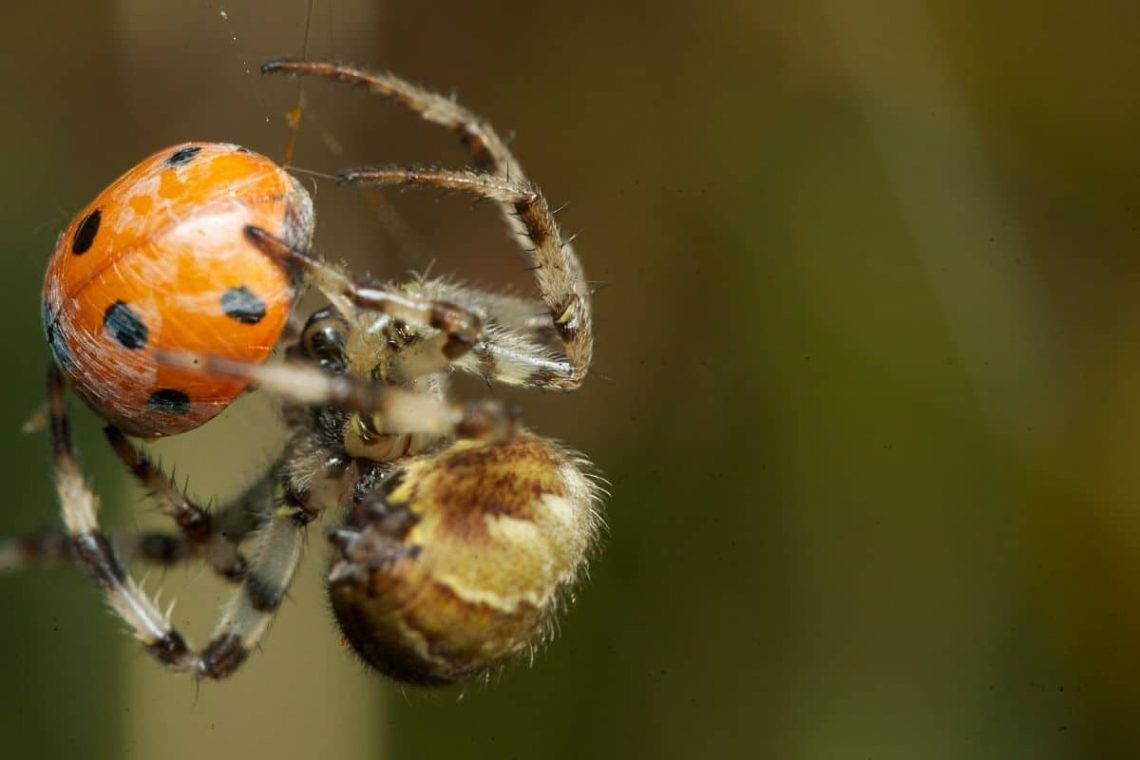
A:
103;427;249;581
343;168;589;388
429;286;556;338
9;423;270;575
0;528;197;573
417;281;573;387
261;60;592;387
157;350;519;442
246;226;482;363
50;364;189;667
47;364;318;679
255;229;556;390
262;59;521;176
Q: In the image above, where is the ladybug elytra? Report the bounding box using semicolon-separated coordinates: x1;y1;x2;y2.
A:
42;142;314;437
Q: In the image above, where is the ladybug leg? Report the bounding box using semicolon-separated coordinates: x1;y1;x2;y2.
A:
262;60;592;386
46;364;313;680
102;427;251;582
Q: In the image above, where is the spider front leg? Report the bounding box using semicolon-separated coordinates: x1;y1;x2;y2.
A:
263;59;521;177
246;226;482;364
264;225;579;390
262;60;594;387
342;168;591;389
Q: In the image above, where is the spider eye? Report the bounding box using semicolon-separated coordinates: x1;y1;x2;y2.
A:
301;307;347;373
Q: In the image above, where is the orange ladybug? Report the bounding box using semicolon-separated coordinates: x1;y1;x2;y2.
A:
42;142;314;437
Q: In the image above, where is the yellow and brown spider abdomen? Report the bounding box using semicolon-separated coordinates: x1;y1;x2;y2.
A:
329;433;599;685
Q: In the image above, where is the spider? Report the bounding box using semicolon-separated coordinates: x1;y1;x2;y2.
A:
4;60;603;685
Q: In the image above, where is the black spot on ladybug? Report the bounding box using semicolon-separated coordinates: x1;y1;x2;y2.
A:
103;301;148;350
41;302;74;371
165;146;202;167
221;286;267;324
72;209;101;255
147;389;191;416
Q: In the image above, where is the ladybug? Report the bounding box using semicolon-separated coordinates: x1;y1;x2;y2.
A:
42;142;314;437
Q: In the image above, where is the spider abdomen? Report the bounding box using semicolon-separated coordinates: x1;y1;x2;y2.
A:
329;433;599;685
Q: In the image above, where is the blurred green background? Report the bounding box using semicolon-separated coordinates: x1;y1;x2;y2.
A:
2;0;1139;757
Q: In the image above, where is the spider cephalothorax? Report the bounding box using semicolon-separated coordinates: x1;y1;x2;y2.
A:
5;59;602;684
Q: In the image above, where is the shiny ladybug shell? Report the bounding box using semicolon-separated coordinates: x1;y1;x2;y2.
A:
42;142;315;437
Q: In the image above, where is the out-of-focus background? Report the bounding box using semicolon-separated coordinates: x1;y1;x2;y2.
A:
1;1;1139;757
